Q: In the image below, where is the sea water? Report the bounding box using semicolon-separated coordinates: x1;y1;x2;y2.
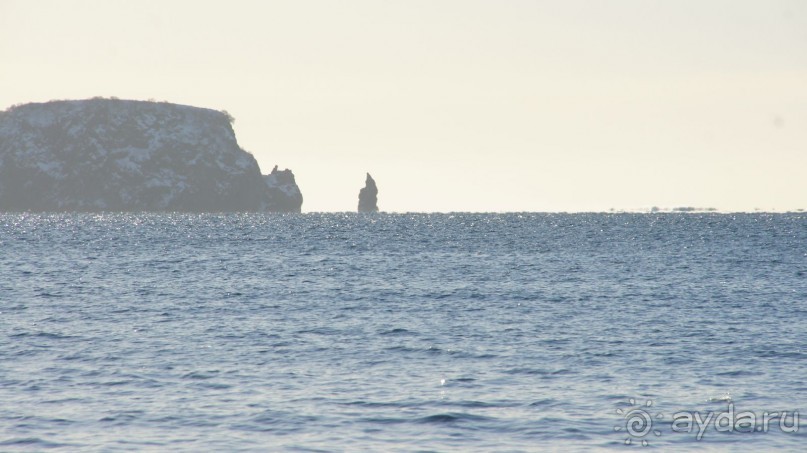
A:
1;213;806;451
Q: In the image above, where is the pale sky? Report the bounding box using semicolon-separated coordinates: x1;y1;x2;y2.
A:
2;0;805;212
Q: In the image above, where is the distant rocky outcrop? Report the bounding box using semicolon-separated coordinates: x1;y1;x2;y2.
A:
0;98;302;212
357;172;378;212
263;165;303;212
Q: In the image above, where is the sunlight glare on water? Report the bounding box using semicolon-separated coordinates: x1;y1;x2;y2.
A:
1;213;806;451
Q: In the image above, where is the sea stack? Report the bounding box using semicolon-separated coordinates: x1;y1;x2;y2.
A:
357;173;378;212
263;165;303;212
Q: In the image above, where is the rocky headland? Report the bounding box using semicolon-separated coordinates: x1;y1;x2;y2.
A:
0;99;302;212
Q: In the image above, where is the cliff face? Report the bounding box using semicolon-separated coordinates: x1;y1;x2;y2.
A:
358;173;378;212
0;99;302;212
263;165;303;213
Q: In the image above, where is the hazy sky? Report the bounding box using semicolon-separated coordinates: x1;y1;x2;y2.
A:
2;0;805;212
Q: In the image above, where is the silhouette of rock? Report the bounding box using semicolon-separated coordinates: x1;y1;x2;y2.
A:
0;98;302;212
358;172;378;212
263;165;303;212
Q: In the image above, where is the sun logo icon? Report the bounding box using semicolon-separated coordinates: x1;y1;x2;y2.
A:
614;399;664;446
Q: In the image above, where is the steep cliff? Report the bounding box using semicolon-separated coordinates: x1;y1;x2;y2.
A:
263;165;303;212
0;99;302;212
